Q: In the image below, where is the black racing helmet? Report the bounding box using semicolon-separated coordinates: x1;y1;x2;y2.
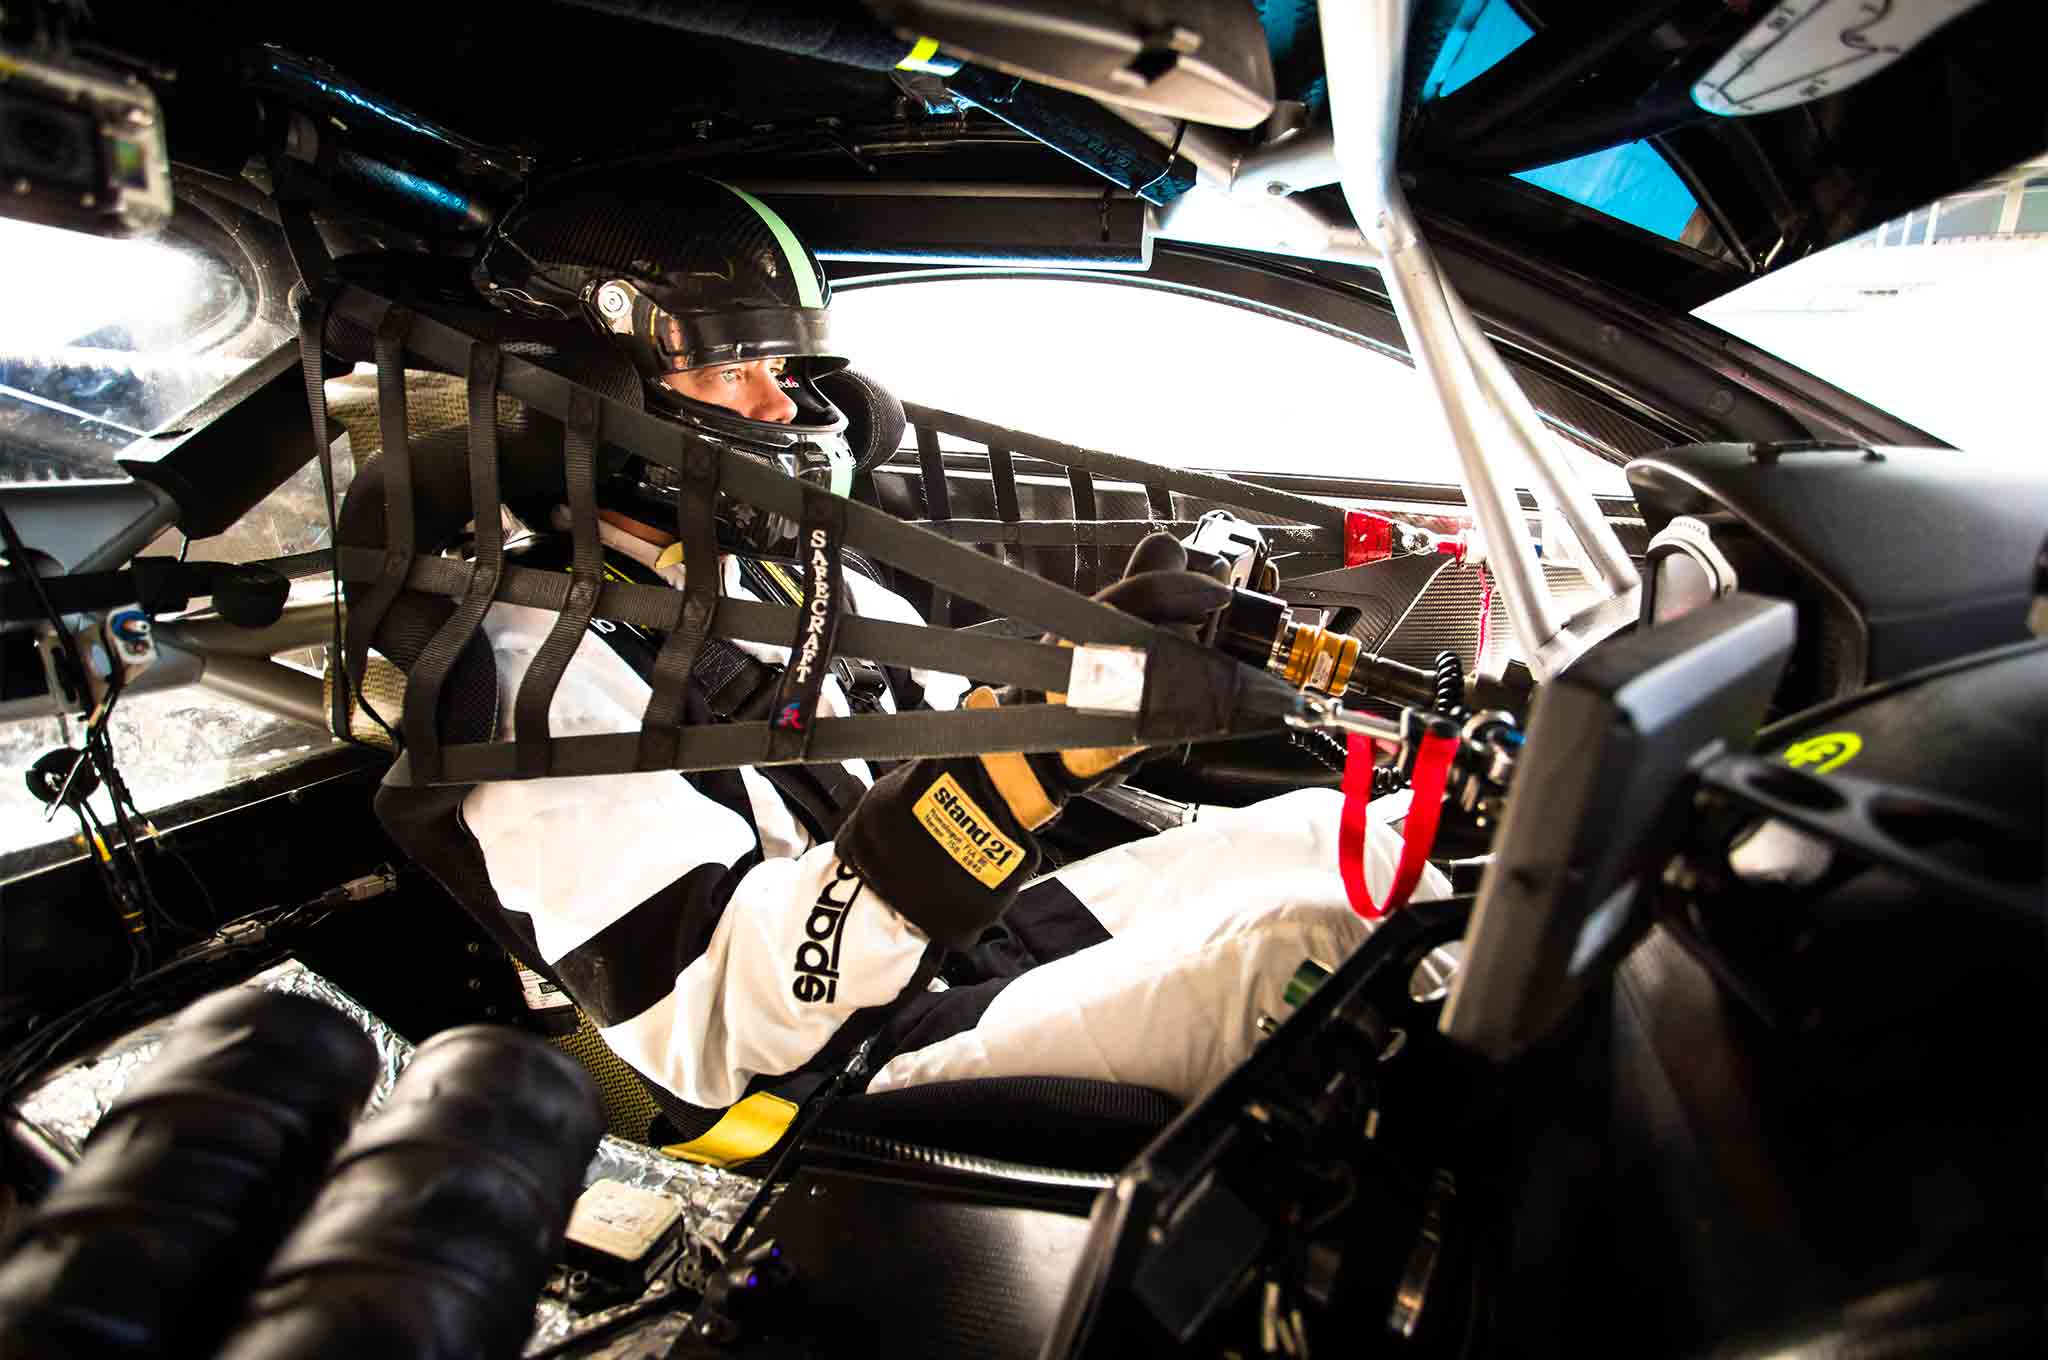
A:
475;176;855;550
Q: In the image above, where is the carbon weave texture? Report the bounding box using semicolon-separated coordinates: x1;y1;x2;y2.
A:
490;180;832;316
552;1010;664;1144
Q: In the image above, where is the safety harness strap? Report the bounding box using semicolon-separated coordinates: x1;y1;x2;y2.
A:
766;488;848;761
403;342;505;779
636;433;721;770
343;306;418;714
513;388;603;776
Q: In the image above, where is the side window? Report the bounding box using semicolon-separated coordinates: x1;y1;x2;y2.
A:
0;214;340;864
830;276;1631;493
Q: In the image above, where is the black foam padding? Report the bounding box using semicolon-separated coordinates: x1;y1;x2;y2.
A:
0;990;379;1360
818;367;905;475
212;1025;603;1360
210;563;292;628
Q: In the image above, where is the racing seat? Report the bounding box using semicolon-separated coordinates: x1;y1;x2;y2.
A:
322;319;1180;1172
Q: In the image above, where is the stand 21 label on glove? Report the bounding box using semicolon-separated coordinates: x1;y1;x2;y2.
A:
913;772;1026;888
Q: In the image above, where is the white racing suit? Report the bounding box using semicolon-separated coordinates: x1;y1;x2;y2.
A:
462;521;1446;1137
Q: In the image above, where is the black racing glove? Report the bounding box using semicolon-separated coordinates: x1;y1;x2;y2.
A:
837;533;1231;948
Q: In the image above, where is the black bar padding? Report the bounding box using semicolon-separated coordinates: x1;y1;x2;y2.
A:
0;991;378;1359
211;1027;603;1360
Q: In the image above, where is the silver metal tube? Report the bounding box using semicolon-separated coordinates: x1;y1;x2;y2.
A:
156;601;336;659
1098;104;1244;187
1150;179;1381;266
1233;127;1339;198
1288;698;1404;745
190;653;329;730
1321;0;1566;673
1081;784;1195;834
1442;288;1640;598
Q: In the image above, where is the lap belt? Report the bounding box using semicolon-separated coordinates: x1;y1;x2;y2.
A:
315;285;1308;788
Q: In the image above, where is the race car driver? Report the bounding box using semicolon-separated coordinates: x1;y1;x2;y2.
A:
462;176;1445;1151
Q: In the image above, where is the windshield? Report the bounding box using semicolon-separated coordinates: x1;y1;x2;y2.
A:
1694;155;2048;460
0;213;293;484
833;276;1633;493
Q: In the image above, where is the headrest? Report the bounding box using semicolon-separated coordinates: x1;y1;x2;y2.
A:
817;367;906;475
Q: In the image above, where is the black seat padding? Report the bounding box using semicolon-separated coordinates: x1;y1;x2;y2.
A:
823;1076;1180;1173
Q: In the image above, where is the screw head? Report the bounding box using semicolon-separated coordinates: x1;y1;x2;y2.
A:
596;283;631;318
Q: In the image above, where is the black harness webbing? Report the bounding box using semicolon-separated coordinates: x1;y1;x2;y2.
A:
900;402;1350;538
345;308;418;704
989;441;1023;524
914;518;1328;552
513;389;604;777
404;342;505;778
765;489;847;762
317;286;1302;788
327;549;1078;691
1067;464;1100;595
913;422;954;628
636;434;721;771
294;289;352;743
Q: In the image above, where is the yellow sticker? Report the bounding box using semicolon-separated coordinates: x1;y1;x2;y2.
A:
1783;731;1862;773
913;772;1026;889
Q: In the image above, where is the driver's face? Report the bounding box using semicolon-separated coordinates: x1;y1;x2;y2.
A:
662;359;797;424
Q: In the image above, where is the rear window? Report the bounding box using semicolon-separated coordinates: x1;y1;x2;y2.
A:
1421;0;1709;244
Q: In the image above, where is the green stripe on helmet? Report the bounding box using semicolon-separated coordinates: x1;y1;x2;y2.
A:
713;180;825;310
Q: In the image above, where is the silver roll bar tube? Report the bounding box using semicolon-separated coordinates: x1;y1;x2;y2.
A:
1150;0;1641;680
1319;0;1638;678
